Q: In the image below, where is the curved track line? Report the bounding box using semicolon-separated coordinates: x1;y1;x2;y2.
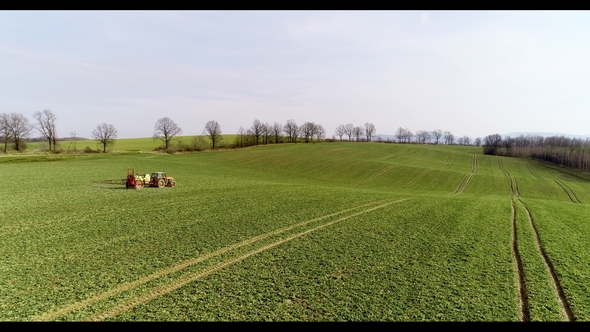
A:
439;152;455;169
403;169;432;188
555;180;581;204
450;154;477;195
518;199;575;321
34;199;392;321
406;149;432;166
511;199;530;322
86;199;411;321
527;166;542;180
554;180;577;204
355;164;396;185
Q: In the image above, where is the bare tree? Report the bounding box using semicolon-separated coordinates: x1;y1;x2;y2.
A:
92;123;118;152
33;109;57;151
7;113;33;151
483;133;503;155
463;135;471;146
299;122;316;143
395;127;405;143
352;126;364;141
443;131;454;145
270;122;282;143
251;119;263;144
262;122;271;144
153;117;182;149
344;123;354;141
203;120;222;149
335;124;345;141
416;130;431;144
403;128;413;143
236;126;246;147
283;119;299;143
432;129;443;144
364;123;376;142
315;124;325;142
474;137;482;147
0;113;9;153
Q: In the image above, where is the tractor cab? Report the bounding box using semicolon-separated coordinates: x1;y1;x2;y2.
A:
151;172;166;180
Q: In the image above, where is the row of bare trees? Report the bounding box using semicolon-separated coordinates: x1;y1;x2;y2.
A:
483;133;590;173
334;123;377;142
390;127;480;146
235;119;326;147
0;110;59;152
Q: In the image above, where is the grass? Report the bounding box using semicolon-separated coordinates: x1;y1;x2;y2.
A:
2;141;590;321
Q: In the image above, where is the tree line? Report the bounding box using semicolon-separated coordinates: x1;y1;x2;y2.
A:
482;133;590;173
1;110;479;154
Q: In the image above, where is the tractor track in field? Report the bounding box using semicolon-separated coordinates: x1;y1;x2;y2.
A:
35;198;408;322
83;198;411;322
450;155;477;195
554;180;582;204
406;149;432;166
499;156;574;321
518;199;575;321
527;165;542;180
510;199;530;322
403;169;432;188
439;152;455;169
354;164;397;185
498;157;520;198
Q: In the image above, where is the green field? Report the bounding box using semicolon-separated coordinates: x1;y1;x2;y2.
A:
22;135;240;152
2;141;590;321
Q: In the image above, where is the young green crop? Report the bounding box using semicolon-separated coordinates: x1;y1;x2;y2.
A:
2;142;590;321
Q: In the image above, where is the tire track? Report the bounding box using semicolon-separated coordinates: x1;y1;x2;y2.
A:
34;199;395;321
511;199;530;322
403;169;432;188
554;180;582;204
518;199;575;321
85;198;411;321
450;155;477;195
406;149;432;166
500;156;574;321
439;152;455;169
354;164;397;185
498;157;520;198
527;165;542;180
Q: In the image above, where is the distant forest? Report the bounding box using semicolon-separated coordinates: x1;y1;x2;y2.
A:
482;134;590;174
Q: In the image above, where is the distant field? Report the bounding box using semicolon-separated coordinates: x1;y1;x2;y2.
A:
2;142;590;321
24;135;240;152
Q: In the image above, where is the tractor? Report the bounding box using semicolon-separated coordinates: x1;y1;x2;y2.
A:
149;171;176;188
124;169;176;190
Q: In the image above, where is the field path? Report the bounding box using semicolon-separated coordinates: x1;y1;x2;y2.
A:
84;199;411;321
34;198;404;321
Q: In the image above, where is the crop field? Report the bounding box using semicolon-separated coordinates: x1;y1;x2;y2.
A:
24;135;240;152
2;141;590;321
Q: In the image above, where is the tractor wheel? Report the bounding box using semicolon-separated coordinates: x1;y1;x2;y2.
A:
135;181;144;190
158;179;165;188
170;181;176;187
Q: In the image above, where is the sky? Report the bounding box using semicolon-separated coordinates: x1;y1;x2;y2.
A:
1;10;590;139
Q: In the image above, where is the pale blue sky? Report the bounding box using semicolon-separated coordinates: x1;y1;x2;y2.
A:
1;10;589;139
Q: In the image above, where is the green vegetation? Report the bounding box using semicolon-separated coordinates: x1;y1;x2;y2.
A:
2;141;590;321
